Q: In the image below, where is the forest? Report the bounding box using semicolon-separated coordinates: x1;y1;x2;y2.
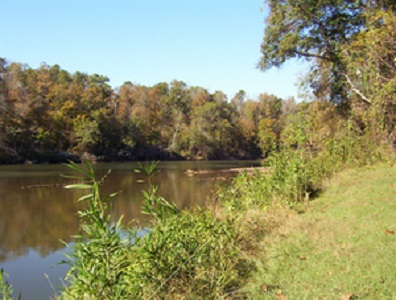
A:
1;0;396;299
0;59;293;163
1;2;395;164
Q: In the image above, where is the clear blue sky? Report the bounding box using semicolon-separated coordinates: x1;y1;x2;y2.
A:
1;0;307;100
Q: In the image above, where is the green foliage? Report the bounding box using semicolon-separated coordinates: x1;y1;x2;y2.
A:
265;148;318;204
220;147;321;212
342;10;396;139
220;113;392;214
258;118;277;155
260;0;361;101
128;208;248;299
140;185;180;220
260;0;395;103
0;269;16;300
187;101;234;159
61;160;250;299
135;161;180;219
134;161;159;184
124;161;250;299
61;160;129;299
247;166;396;299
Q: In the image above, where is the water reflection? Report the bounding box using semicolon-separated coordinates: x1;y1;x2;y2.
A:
0;174;79;262
0;161;260;298
0;161;259;263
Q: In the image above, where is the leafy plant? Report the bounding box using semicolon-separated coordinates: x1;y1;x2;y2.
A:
221;107;394;214
60;160;251;299
135;161;179;219
125;161;251;299
127;208;249;299
0;269;17;300
60;160;130;299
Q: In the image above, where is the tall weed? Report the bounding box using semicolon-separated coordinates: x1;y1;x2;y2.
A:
0;269;17;300
61;160;130;299
61;160;250;299
127;207;248;298
124;162;251;299
220;126;392;212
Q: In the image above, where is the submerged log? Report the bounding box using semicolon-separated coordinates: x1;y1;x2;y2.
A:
21;184;61;189
185;167;269;176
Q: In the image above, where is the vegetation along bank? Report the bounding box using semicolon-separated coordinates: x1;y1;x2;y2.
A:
1;0;395;299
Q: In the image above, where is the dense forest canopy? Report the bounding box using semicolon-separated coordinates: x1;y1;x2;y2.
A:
0;59;293;163
260;0;396;104
260;0;395;144
0;1;395;164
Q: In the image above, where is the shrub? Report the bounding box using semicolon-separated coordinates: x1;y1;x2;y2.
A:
61;161;251;299
0;269;16;300
219;123;393;213
127;207;248;298
124;162;251;299
60;160;131;299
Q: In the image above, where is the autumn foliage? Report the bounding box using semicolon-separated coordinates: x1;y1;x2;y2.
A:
0;60;291;163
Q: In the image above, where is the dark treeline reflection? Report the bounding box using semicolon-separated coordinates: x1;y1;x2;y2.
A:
0;161;259;262
0;172;80;262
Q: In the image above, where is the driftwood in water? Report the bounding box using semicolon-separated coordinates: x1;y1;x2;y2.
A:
185;167;269;176
21;184;62;189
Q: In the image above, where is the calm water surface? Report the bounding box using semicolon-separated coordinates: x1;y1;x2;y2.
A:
0;160;260;299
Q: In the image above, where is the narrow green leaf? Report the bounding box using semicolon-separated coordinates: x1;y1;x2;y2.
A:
60;174;84;180
78;193;94;202
65;184;92;189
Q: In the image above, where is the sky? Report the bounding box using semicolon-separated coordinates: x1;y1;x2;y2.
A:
1;0;309;100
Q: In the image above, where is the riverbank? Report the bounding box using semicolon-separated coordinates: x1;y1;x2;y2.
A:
0;143;261;165
0;160;262;299
55;139;394;299
243;165;396;299
2;161;395;299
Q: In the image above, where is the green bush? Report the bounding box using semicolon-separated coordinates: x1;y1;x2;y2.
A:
0;269;16;300
60;160;131;299
127;206;248;298
124;162;250;299
220;125;393;213
220;147;321;212
61;161;250;299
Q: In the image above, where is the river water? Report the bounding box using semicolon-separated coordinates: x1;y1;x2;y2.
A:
0;160;260;299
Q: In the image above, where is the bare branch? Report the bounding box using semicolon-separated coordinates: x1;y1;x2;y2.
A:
293;50;332;61
343;74;372;104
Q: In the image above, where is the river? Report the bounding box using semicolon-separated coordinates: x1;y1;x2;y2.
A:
0;160;260;299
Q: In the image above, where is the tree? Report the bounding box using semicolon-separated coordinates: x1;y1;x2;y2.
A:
0;59;20;162
342;10;396;139
187;102;234;159
258;117;277;155
280;101;340;150
190;87;211;109
231;90;246;111
259;0;395;103
0;58;283;162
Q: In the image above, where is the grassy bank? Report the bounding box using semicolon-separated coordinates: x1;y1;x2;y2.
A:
1;159;394;299
245;165;396;299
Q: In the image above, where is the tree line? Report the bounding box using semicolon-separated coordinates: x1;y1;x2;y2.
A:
1;1;395;164
0;60;295;163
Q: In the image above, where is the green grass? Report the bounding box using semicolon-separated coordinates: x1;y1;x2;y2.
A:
246;165;396;299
